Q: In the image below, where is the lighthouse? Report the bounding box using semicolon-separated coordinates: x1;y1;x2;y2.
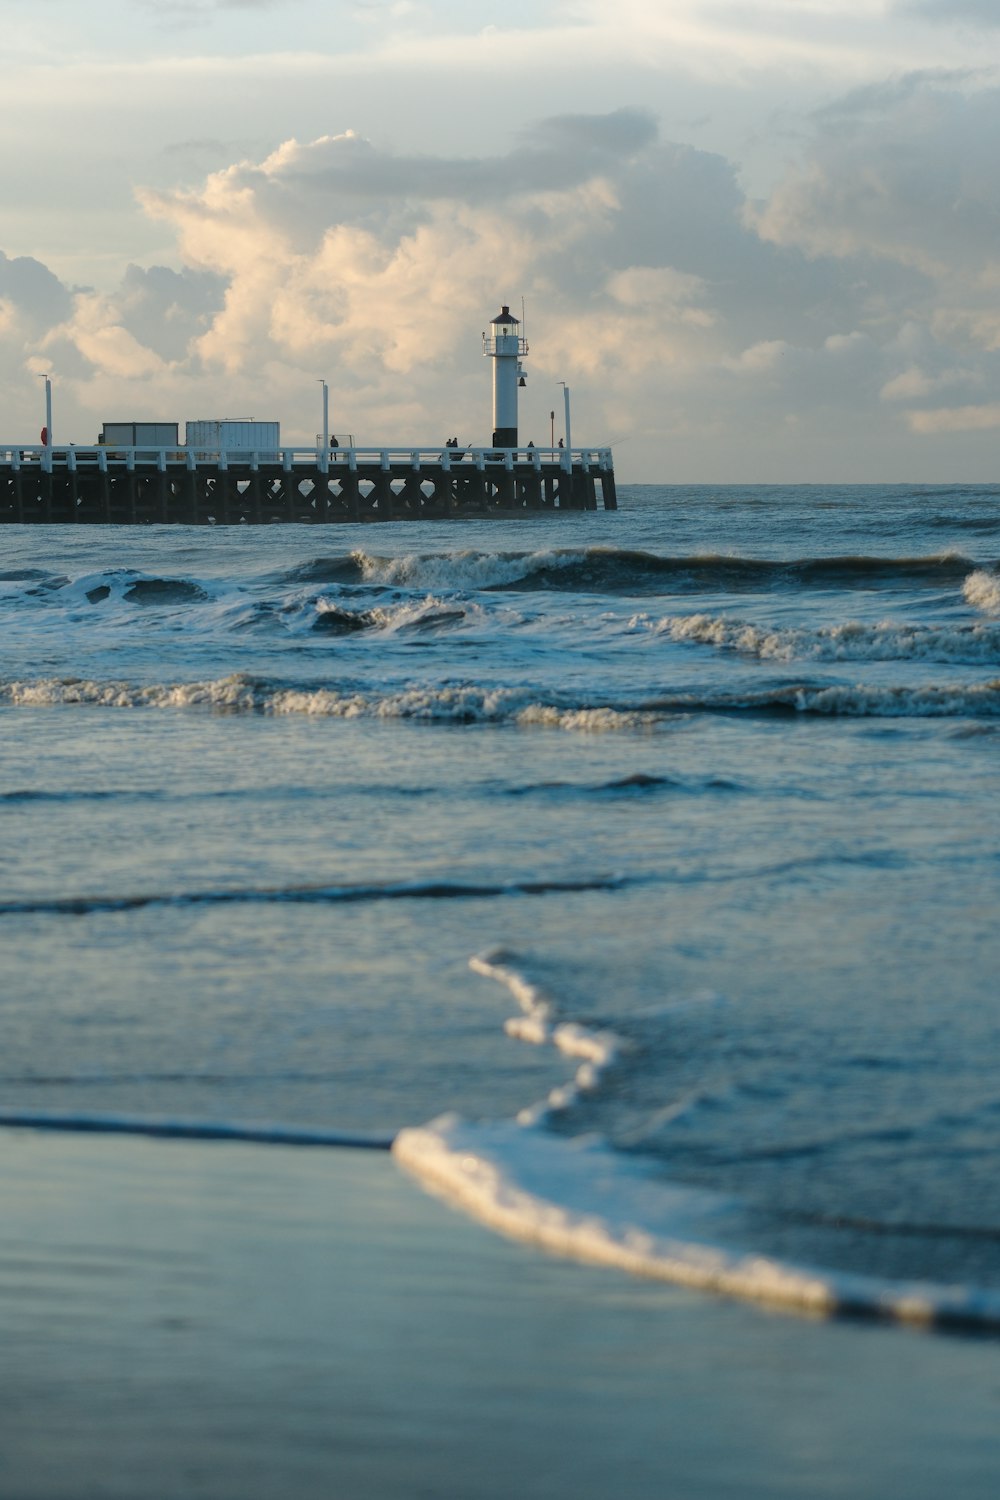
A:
483;304;528;448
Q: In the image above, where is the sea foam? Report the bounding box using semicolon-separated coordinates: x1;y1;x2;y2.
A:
469;949;623;1126
393;1115;1000;1329
392;952;1000;1331
4;673;1000;721
642;611;1000;665
963;569;1000;615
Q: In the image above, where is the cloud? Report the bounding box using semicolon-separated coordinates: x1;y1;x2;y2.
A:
750;76;1000;287
3;112;761;454
0;251;73;330
114;263;228;361
895;0;1000;25
131;111;681;384
149;110;658;237
138;0;294;15
5;90;1000;478
907;402;1000;432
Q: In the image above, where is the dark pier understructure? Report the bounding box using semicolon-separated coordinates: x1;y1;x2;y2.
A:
0;445;616;525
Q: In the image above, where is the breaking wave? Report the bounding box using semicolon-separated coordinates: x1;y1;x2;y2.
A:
964;569;1000;615
641;612;1000;665
2;673;998;722
275;548;983;597
0;674;662;730
122;578;209;605
394;1116;1000;1331
392;952;1000;1332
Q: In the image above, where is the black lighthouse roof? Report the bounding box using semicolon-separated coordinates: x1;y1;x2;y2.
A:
491;305;519;324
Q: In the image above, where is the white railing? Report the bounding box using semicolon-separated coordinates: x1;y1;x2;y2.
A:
0;444;614;473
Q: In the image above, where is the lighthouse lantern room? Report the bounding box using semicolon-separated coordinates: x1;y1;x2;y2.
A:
483;304;528;448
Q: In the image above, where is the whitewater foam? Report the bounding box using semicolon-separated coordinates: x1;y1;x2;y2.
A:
642;611;1000;666
392;952;1000;1331
469;949;625;1127
353;548;580;591
352;548;981;597
0;675;660;731
963;569;1000;615
4;673;999;722
393;1116;1000;1330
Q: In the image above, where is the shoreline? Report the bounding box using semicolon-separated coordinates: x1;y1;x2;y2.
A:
2;1126;998;1499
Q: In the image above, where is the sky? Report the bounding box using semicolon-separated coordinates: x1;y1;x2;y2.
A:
2;0;1000;481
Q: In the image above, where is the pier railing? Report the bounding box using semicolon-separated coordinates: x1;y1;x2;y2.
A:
0;444;614;474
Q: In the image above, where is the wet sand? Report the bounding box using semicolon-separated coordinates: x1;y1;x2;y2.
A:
1;1127;998;1499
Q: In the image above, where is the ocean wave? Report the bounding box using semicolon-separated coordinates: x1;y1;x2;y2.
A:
393;1116;1000;1331
926;514;1000;533
641;612;1000;665
963;569;1000;615
271;555;367;586
3;672;999;721
0;675;662;730
122;578;209;605
344;597;471;634
355;548;581;591
0;875;629;919
1;566;482;640
0;569;224;619
503;773;687;797
270;549;579;592
274;548;983;597
0;788;148;804
757;681;1000;716
392;951;1000;1331
0;1109;392;1149
310;604;377;635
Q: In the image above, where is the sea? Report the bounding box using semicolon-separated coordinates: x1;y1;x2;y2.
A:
2;483;999;1330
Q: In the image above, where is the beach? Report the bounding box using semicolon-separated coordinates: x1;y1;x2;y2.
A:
2;1126;999;1500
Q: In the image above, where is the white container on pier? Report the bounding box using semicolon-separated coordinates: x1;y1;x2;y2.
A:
185;419;281;461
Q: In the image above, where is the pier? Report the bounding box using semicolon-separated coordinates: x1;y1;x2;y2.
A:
0;444;616;525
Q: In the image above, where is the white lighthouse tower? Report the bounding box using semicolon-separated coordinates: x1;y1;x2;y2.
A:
483;304;528;448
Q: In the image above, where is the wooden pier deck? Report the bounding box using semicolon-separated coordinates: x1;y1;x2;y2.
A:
0;446;616;524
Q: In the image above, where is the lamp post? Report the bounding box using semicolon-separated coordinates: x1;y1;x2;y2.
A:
318;378;329;452
39;374;53;448
550;409;555;450
558;382;571;455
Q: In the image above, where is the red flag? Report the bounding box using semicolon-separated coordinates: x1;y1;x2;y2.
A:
40;427;48;446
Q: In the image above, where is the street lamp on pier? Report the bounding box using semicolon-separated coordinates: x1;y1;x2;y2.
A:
558;382;572;455
39;374;53;448
317;379;329;453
